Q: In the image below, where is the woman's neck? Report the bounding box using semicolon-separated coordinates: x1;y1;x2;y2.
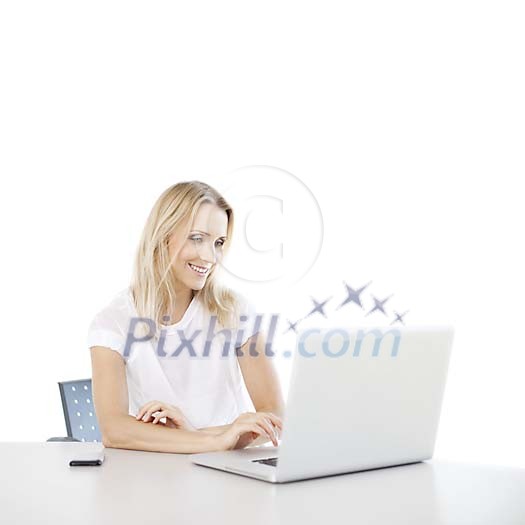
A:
166;288;195;324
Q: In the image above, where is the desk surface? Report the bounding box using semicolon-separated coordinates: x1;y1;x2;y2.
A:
1;442;524;525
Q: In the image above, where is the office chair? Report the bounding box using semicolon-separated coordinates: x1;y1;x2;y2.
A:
47;379;102;443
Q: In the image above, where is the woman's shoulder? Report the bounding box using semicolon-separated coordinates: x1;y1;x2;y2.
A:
87;288;136;355
88;287;134;333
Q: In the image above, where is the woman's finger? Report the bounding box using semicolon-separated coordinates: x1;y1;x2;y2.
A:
142;404;165;422
142;408;155;421
136;406;149;419
236;422;262;438
246;423;265;439
152;410;167;423
256;417;276;440
263;417;280;446
253;420;274;444
261;412;283;431
264;412;283;428
256;421;277;446
136;401;157;420
265;417;280;439
255;413;279;435
152;410;168;424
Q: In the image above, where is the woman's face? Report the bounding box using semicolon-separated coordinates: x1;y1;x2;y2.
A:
168;202;228;292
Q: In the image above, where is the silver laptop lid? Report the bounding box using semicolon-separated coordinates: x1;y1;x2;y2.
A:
275;325;454;482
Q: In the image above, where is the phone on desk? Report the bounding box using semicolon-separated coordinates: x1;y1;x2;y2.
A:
69;448;105;467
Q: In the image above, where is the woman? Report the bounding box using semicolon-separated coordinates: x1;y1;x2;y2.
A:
87;180;284;453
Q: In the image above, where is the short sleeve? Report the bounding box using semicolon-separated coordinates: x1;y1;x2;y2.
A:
234;293;261;349
87;311;127;359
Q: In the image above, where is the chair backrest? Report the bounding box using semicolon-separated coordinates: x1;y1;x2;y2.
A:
58;379;102;443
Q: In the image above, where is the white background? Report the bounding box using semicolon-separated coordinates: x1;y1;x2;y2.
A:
0;1;523;468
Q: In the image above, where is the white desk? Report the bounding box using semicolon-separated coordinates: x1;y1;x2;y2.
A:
1;442;524;524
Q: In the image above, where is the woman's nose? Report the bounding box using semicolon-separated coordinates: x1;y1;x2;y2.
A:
200;241;217;263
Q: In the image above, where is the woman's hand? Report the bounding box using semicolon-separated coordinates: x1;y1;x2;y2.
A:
218;411;283;451
135;401;196;432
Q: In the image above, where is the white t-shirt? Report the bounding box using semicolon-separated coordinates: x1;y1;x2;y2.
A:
86;288;259;429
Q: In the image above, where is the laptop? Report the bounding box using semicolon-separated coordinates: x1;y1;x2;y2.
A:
190;324;454;483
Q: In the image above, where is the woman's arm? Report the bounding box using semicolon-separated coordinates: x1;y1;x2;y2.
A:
235;331;286;446
90;346;222;454
105;414;222;453
236;332;285;416
198;424;231;435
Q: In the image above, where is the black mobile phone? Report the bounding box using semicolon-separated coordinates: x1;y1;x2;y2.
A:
69;459;103;466
69;449;105;467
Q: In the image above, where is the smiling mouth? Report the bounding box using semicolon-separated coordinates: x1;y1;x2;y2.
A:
187;262;210;275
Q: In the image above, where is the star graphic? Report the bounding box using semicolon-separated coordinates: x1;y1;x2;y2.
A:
303;296;332;319
390;310;409;325
365;294;393;316
336;280;372;310
283;318;301;334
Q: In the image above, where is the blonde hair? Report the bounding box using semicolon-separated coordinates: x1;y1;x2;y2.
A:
129;180;241;341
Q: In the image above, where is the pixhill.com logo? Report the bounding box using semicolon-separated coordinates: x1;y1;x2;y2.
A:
122;278;408;361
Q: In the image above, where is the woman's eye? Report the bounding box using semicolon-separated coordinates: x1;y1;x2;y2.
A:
191;237;203;243
216;240;225;247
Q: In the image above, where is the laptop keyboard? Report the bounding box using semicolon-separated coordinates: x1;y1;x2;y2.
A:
252;457;278;467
